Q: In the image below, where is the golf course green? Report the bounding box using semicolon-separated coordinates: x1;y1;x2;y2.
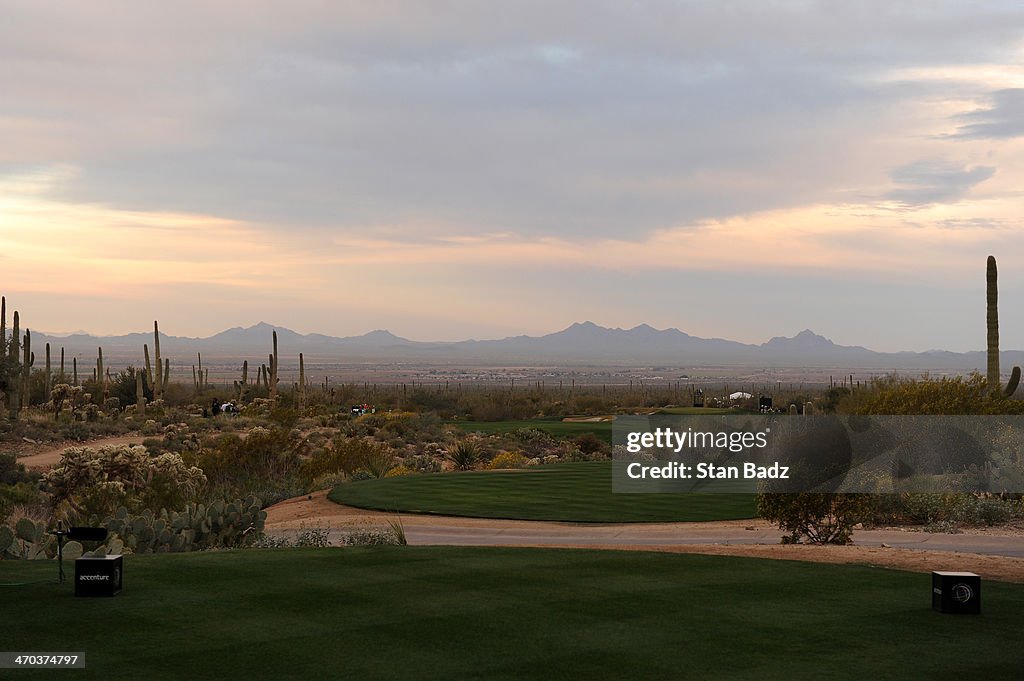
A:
328;461;758;522
2;547;1020;680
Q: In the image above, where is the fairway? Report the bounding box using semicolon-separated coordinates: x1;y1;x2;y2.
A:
329;461;756;522
1;547;1021;681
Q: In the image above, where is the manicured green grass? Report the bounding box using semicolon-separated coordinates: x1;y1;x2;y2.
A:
2;547;1021;680
330;461;756;522
448;417;614;442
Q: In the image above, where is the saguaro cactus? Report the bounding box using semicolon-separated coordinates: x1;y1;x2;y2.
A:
96;346;105;399
7;311;20;418
136;370;146;418
192;353;208;395
153;321;164;401
268;330;279;398
987;256;1000;392
21;329;34;407
986;256;1021;397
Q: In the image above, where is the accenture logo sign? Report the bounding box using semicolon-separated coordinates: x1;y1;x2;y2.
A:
79;574;110;582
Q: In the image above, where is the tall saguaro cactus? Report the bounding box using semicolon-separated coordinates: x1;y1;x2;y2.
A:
987;256;1000;392
8;311;20;418
96;346;106;400
153;321;164;401
986;255;1021;397
45;343;51;397
136;370;146;418
269;330;279;398
192;352;208;395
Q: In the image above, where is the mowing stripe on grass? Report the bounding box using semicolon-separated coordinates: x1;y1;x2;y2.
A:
330;461;756;522
1;547;1021;681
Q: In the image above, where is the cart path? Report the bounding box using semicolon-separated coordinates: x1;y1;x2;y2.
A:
265;490;1024;582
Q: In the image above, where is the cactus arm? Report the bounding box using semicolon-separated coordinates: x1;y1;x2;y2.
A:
1004;366;1021;398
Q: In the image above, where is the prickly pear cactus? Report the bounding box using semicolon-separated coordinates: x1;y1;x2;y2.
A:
91;498;267;555
3;518;54;560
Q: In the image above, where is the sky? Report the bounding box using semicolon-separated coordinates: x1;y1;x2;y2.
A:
3;1;1024;352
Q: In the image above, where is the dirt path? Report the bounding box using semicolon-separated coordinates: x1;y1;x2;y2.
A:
15;435;148;470
265;490;1024;583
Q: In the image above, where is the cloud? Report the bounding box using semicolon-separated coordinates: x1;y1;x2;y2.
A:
884;160;995;207
4;2;1024;238
951;88;1024;139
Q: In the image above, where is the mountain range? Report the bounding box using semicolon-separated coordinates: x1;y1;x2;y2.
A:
26;321;1024;370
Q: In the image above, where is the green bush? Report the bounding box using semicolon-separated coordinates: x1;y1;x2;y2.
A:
757;493;874;545
194;427;307;501
303;437;395;481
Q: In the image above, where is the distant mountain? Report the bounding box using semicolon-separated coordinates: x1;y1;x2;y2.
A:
27;321;1024;370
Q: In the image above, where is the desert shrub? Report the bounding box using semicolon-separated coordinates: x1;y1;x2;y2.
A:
574;432;608;456
253;533;291;549
0;452;36;486
571;394;612;415
0;483;42;525
757;493;874;545
268;405;299;428
303;437;395;481
898;493;959;525
295;523;332;548
955;496;1014;526
447;439;482;471
308;472;348;491
840;373;1024;416
863;492;1019;529
107;366;151;407
487;451;528;469
45;445;206;520
402;453;442;474
0;450;43;524
559;442;606;462
193;427;307;503
342;522;406;546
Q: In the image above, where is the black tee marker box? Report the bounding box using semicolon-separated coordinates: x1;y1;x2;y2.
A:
75;555;123;597
932;571;980;614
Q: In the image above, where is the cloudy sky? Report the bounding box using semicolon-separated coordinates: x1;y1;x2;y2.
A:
3;1;1024;351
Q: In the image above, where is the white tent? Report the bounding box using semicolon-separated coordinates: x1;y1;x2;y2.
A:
729;391;752;400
